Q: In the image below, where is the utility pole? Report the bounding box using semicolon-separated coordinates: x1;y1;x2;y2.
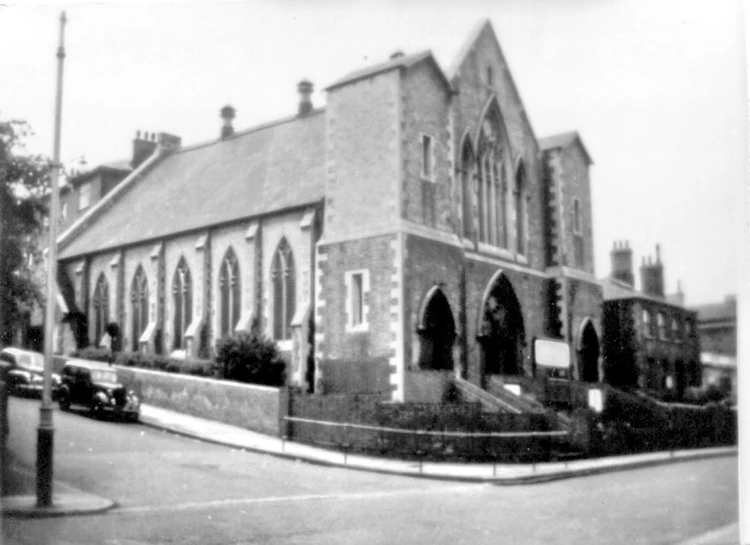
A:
37;11;66;508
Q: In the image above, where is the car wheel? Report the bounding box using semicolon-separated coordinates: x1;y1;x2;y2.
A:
58;393;71;411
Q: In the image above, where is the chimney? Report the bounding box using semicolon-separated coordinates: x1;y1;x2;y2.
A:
297;80;314;116
157;132;182;152
640;244;665;298
610;240;634;287
131;130;158;169
220;105;236;139
390;50;405;60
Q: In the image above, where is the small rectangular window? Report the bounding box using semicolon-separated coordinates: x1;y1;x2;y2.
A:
351;273;363;326
79;182;92;210
657;312;666;339
643;310;652;338
421;135;433;180
346;269;369;332
486;66;494;86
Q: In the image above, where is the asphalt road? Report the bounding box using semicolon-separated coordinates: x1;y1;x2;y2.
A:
2;397;739;545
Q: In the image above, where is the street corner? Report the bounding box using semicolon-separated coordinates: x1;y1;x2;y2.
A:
1;491;115;518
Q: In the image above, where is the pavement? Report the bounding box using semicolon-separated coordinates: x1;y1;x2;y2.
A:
1;403;739;534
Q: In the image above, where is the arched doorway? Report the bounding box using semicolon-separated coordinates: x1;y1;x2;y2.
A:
418;288;456;371
478;273;525;378
578;320;600;382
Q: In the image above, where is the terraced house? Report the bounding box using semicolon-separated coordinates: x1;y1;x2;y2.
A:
54;20;603;402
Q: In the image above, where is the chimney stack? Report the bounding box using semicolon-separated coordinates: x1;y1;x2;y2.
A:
610;240;634;287
640;244;665;298
220;105;236;139
297;80;314;116
131;130;158;169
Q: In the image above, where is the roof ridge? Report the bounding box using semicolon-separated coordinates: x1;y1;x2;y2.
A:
173;107;326;156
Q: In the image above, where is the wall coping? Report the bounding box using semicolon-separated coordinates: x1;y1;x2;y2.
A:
114;365;281;394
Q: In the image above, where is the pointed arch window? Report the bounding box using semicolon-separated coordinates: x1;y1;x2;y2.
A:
219;247;241;337
477;106;507;248
172;258;192;350
461;139;475;238
92;273;109;344
271;238;296;341
514;162;527;255
131;266;149;351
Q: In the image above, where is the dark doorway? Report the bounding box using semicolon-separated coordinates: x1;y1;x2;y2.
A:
579;320;600;382
418;289;456;371
478;274;525;378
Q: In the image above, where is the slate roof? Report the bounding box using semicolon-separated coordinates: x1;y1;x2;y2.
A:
325;50;451;92
59;110;327;260
601;277;691;311
693;298;737;324
538;131;593;165
68;158;132;187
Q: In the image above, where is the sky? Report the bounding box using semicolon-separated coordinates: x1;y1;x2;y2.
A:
0;0;746;306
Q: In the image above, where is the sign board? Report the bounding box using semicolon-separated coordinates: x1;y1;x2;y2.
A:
534;339;570;369
588;389;603;413
504;384;522;396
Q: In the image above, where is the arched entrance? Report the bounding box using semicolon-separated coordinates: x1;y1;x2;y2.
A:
417;288;456;371
478;273;525;378
578;320;600;382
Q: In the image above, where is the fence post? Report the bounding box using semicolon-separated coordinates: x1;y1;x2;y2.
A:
279;386;293;440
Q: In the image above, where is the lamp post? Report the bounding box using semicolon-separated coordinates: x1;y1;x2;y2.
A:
37;11;67;508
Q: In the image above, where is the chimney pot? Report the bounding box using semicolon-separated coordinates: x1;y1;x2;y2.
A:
390;50;405;59
297;80;314;116
220;105;236;139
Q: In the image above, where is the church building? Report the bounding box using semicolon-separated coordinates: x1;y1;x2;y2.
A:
55;20;603;402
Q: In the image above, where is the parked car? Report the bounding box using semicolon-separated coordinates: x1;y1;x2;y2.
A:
57;360;140;421
0;347;61;397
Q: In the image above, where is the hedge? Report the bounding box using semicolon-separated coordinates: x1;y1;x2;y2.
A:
114;352;216;377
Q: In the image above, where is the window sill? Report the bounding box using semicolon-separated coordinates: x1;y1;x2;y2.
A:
346;323;369;334
477;243;513;260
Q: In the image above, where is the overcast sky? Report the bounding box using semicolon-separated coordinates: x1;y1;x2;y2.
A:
0;0;746;306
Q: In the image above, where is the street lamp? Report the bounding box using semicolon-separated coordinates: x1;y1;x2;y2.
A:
37;11;67;508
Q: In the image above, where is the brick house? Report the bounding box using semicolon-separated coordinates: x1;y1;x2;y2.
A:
55;20;602;402
601;242;701;400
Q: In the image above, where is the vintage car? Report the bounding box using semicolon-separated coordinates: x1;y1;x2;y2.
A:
57;360;140;421
0;347;61;397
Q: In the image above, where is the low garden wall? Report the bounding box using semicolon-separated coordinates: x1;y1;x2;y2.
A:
116;366;282;436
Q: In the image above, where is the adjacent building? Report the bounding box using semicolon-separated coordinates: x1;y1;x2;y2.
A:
601;242;701;399
693;295;736;399
54;20;603;401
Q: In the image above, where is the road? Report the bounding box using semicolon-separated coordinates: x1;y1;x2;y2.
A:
2;397;739;545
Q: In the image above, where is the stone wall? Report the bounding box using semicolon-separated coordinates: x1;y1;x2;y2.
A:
117;366;281;436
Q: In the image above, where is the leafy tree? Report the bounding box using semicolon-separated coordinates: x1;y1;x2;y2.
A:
0;118;51;346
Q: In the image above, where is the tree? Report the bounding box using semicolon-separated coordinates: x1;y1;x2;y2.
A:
0;118;51;347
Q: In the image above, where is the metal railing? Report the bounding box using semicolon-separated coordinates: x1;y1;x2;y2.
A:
284;415;569;463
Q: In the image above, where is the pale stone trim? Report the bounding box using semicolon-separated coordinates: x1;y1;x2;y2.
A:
245;222;259;240
389;233;405;402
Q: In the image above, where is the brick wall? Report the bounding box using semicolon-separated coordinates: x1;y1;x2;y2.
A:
324;71;400;240
558;144;595;273
463;257;549;384
450;24;545;271
402;61;453;231
316;234;398;394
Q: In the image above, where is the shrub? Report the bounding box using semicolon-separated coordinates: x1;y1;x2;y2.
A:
215;331;286;387
73;346;112;363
